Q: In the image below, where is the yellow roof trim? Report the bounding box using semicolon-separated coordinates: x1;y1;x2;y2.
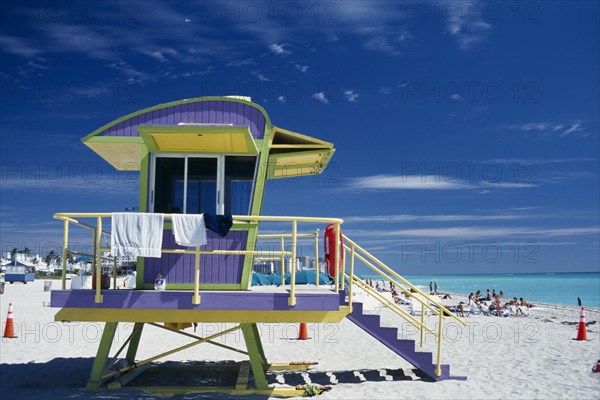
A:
138;125;259;155
271;126;333;148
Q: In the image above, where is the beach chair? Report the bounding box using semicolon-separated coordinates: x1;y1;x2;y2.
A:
517;306;530;317
478;302;491;316
409;295;431;316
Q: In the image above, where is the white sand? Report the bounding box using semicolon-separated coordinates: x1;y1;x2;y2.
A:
1;280;599;399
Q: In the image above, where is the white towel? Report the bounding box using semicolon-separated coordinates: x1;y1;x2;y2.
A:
171;214;207;247
111;213;164;260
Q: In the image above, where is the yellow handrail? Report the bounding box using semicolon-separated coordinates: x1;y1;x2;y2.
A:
348;274;437;336
52;211;464;377
347;248;441;316
53;213;344;307
343;235;466;327
341;237;466;377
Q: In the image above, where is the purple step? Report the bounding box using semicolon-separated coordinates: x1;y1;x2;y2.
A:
359;314;381;328
347;301;458;381
379;327;399;342
397;339;415;352
413;352;433;366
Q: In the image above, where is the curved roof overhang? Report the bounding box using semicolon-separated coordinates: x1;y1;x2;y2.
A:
80;96;336;177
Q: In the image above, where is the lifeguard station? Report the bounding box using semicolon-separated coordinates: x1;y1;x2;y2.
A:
50;96;465;396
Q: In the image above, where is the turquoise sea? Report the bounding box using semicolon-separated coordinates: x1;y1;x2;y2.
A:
367;272;600;308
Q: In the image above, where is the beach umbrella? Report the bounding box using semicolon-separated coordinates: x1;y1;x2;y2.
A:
270;273;284;286
252;272;271;286
294;270;310;284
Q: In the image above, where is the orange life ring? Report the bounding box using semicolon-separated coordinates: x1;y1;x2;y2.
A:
324;224;343;279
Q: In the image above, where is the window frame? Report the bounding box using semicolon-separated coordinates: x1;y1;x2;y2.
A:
149;153;257;215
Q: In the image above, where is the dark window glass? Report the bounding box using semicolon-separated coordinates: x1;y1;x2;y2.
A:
225;156;256;215
187;158;218;214
154;158;184;213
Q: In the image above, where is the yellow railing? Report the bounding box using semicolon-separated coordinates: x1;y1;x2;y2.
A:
53;213;343;307
53;212;463;376
256;229;320;286
342;234;466;377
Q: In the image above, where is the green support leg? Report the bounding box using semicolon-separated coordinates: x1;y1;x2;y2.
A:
86;322;118;390
125;323;144;364
241;323;268;390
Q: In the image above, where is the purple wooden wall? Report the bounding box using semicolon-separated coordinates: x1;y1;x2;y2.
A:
143;229;248;286
98;100;266;139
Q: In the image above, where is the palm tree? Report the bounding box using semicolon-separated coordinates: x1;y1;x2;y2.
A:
10;247;18;260
21;247;31;257
44;250;57;267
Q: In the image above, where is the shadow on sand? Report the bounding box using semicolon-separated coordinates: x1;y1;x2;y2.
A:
0;358;431;399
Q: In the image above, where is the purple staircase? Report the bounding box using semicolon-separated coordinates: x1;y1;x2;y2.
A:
344;299;457;381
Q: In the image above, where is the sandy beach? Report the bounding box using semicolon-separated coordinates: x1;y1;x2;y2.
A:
1;280;599;399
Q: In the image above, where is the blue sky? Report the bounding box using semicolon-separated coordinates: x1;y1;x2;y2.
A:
0;1;598;274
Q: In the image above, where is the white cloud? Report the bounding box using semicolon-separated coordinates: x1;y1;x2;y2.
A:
563;122;583;135
505;121;587;137
344;90;359;102
277;96;286;103
366;226;600;240
143;48;179;63
268;43;290;55
507;122;560;131
364;37;402;55
347;174;545;191
251;70;270;82
343;214;526;224
480;181;539;188
294;64;308;73
17;60;48;77
0;35;43;57
349;175;473;190
446;2;492;50
108;61;151;84
312;92;329;104
379;87;393;95
227;58;255;67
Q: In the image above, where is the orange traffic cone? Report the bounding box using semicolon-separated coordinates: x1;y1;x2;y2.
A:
3;303;17;339
575;307;587;341
297;323;309;340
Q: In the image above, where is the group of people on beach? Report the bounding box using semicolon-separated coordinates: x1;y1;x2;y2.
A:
455;288;534;317
365;278;454;305
363;278;534;318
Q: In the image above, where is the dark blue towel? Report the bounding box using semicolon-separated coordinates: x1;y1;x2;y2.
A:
204;213;233;237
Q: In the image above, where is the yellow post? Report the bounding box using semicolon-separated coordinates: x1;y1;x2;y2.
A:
334;223;340;293
420;303;425;348
192;246;201;304
314;229;319;287
61;219;69;290
113;256;117;289
435;311;443;376
288;220;297;306
95;216;103;303
341;246;346;290
348;245;355;312
280;237;285;286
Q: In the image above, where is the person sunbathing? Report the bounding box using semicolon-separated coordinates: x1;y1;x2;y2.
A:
457;301;465;317
520;297;533;308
